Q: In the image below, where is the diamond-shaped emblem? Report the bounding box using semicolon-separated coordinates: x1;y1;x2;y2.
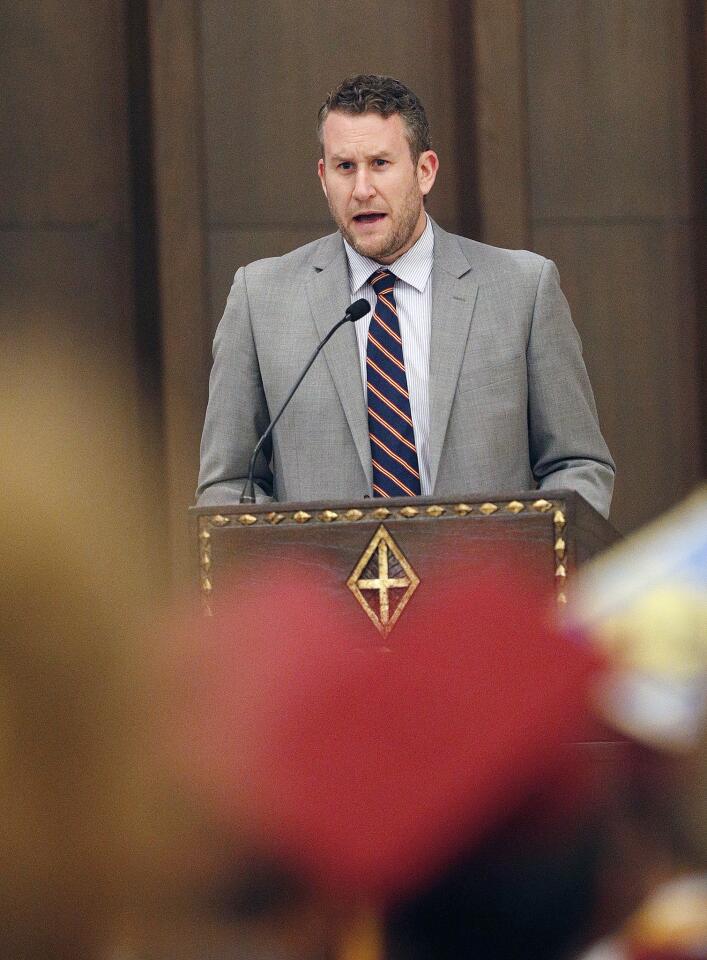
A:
346;525;419;637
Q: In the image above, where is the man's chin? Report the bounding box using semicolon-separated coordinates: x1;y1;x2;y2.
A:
344;229;393;262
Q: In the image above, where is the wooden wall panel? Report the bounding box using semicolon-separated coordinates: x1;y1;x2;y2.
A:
0;3;131;226
148;0;212;583
469;0;530;249
527;0;692;221
0;1;143;435
0;1;173;584
0;231;132;341
524;0;702;531
687;0;707;475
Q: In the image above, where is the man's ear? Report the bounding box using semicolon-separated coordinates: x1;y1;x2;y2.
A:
417;150;439;197
317;158;328;198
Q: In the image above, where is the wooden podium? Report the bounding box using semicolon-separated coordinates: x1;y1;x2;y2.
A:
191;490;618;630
190;490;625;952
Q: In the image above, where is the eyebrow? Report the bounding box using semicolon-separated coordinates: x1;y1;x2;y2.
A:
328;150;394;163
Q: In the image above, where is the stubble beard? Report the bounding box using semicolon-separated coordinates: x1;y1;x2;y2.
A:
330;183;424;263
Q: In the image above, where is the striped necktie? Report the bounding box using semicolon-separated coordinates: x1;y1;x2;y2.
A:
366;268;421;498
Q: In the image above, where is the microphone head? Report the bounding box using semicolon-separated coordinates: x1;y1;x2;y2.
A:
346;298;371;322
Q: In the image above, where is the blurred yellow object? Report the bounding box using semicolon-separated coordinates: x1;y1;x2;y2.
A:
337;908;383;960
625;874;707;954
0;337;184;959
593;586;706;678
571;486;707;751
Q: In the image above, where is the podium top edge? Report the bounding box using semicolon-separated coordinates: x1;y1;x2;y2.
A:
188;490;582;515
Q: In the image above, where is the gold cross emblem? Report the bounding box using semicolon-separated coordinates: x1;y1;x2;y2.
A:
347;525;420;637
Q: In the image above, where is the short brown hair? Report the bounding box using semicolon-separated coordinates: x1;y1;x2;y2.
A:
317;74;431;160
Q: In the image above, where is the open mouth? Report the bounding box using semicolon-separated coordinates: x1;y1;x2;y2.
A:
353;213;386;224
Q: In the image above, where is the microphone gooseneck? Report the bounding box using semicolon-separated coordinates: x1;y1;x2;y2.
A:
240;299;371;504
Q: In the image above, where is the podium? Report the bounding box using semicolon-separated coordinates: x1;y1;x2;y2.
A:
191;490;618;629
190;491;625;944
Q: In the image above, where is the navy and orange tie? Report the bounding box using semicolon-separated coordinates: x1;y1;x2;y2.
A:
366;269;421;498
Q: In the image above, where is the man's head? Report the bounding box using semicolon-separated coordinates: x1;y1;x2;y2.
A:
317;74;432;161
317;75;439;263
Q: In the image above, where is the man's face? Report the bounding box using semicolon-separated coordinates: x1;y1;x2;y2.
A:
317;111;438;264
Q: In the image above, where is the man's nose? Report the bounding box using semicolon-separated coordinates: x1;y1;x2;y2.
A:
352;168;375;201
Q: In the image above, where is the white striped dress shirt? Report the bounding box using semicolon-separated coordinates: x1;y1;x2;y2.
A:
343;216;434;495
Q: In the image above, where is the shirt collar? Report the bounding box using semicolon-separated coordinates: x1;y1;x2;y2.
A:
344;214;434;294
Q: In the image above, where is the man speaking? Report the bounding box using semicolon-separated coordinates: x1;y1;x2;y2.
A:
197;75;614;516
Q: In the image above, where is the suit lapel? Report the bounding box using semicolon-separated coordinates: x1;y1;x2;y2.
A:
305;233;372;483
428;222;479;491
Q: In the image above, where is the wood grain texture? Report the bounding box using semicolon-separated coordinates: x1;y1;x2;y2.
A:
524;0;702;533
0;0;144;444
469;0;531;248
0;0;171;590
686;0;707;475
526;0;693;221
148;0;212;583
0;1;132;226
0;0;133;341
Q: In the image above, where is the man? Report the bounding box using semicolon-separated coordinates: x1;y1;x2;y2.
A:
197;75;614;516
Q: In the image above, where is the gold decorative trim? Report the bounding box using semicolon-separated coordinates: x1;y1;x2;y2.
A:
210;514;231;526
552;506;568;606
200;497;566;532
201;587;213;617
347;525;419;637
198;516;214;616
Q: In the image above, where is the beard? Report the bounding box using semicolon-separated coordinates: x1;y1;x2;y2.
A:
329;181;425;263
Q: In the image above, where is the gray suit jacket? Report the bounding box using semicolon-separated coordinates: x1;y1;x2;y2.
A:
197;220;615;516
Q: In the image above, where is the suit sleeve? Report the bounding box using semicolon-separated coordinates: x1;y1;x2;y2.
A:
527;259;615;518
196;267;274;505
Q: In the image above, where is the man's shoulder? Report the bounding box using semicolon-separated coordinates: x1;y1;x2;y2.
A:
241;231;342;283
456;235;547;268
432;221;548;280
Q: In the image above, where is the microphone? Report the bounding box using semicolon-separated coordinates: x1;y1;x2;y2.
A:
341;298;370;322
240;299;371;504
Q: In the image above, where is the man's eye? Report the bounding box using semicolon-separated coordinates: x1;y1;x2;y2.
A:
337;162;353;171
373;159;389;167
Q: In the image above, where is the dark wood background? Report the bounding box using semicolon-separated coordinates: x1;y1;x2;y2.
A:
2;0;704;583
